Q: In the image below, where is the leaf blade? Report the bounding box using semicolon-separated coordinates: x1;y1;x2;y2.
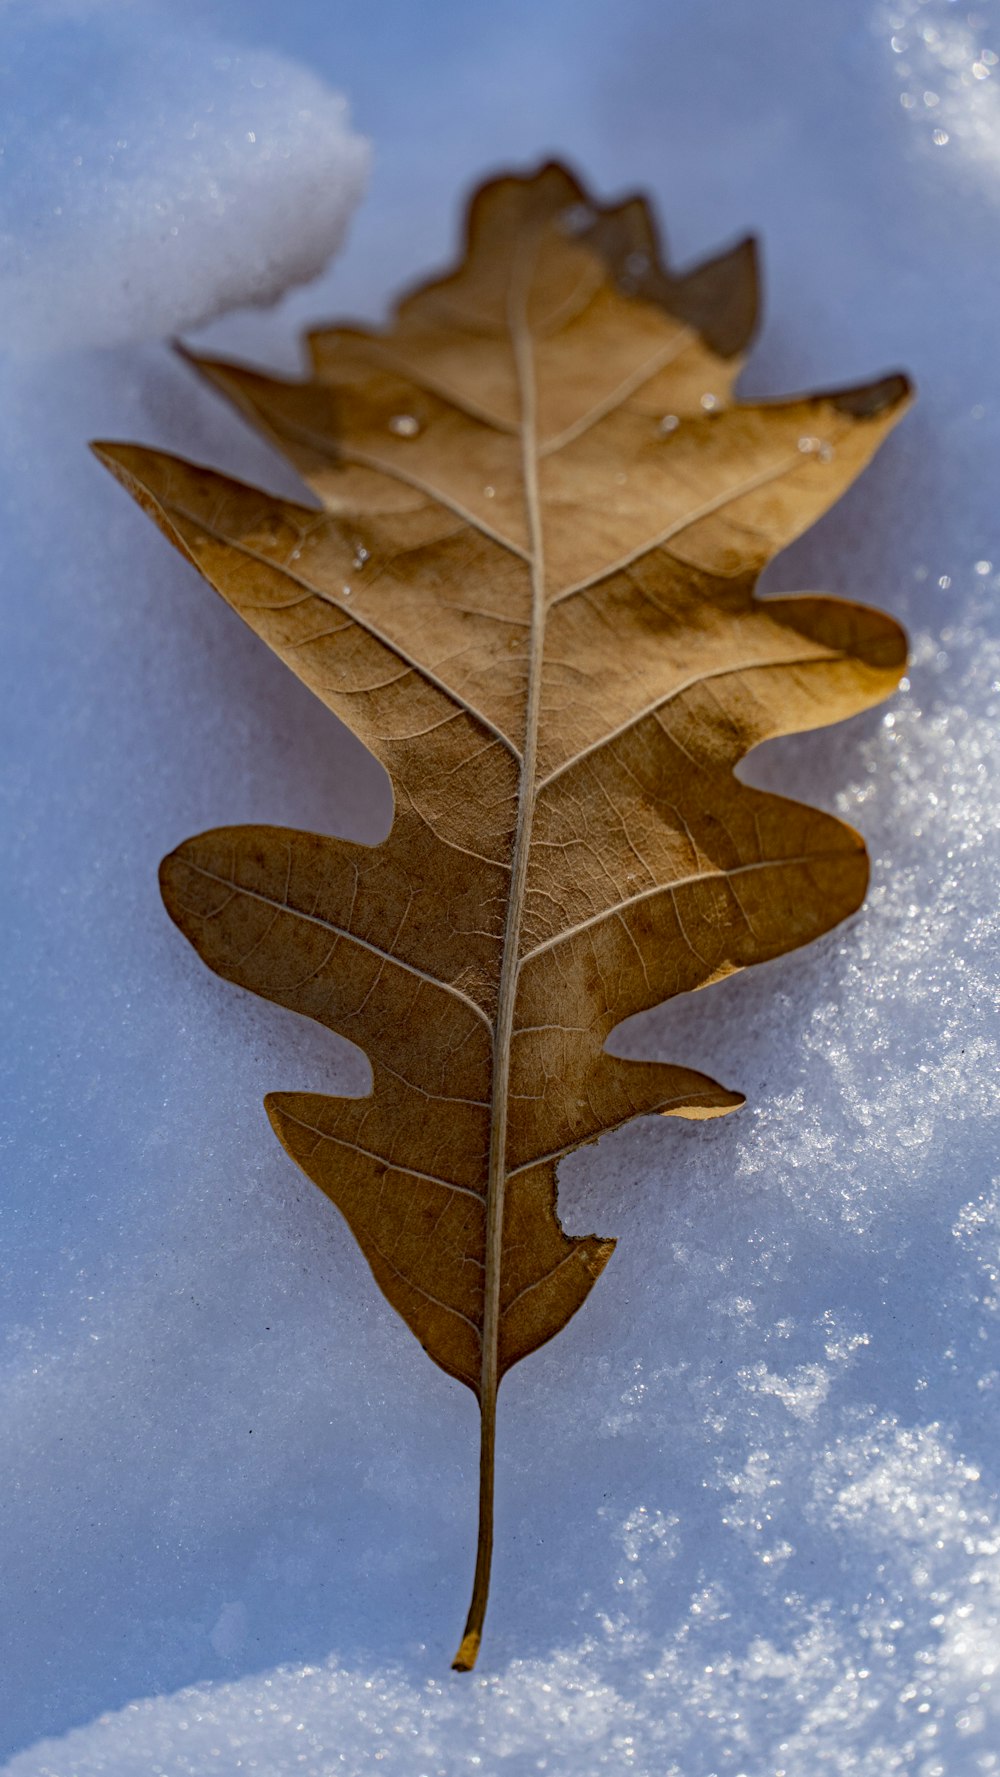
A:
97;160;911;1670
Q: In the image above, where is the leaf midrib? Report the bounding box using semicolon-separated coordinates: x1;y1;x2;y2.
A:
344;319;699;455
452;230;550;1667
479;241;547;1395
251;380;806;609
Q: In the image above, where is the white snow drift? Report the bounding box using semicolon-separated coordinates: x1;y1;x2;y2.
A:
0;2;368;353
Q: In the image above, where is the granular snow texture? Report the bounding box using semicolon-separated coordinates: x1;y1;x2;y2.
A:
0;1;368;352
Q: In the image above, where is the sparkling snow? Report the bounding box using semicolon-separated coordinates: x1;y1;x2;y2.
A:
1;1;998;1772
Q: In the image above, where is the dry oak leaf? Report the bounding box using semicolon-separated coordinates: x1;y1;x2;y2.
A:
94;161;910;1672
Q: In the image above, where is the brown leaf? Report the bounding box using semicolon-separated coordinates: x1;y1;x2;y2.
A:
94;160;910;1671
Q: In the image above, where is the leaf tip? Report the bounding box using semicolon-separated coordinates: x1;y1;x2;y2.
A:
670;231;761;359
663;1088;746;1122
828;370;914;420
263;1092;286;1138
90;439;206;573
157;841;187;927
592;1235;617;1276
171;337;240;398
89;438;128;478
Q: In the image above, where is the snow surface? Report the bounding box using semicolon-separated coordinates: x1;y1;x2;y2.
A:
0;1;368;352
1;0;998;1772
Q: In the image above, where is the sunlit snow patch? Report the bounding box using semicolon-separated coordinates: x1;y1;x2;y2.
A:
6;1413;1000;1777
0;2;369;353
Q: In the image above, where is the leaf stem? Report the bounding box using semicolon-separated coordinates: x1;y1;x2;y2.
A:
451;232;546;1673
451;1385;496;1670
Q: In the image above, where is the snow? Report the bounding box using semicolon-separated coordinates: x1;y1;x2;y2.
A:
0;1;368;352
1;0;998;1772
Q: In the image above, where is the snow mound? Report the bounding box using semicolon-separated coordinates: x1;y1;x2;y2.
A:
5;1424;1000;1776
0;3;368;353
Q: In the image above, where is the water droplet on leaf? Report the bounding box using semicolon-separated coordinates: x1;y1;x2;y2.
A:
558;203;594;235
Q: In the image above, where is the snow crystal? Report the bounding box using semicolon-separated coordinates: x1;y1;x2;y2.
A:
1;0;998;1772
0;2;368;353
